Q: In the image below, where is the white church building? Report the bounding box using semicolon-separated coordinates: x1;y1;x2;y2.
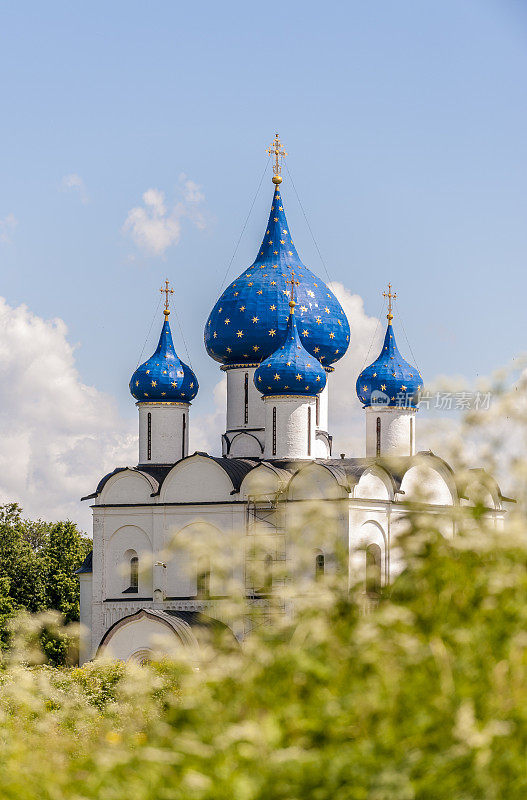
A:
77;137;507;665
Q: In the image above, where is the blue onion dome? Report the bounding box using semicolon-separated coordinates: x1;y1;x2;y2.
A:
254;299;327;396
204;183;350;367
130;305;199;403
356;293;422;407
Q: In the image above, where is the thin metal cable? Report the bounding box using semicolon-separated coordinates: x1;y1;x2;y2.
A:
359;297;387;373
216;156;271;297
394;299;421;373
172;305;194;370
136;295;162;367
284;161;332;284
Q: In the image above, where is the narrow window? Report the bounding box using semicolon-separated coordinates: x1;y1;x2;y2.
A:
307;405;311;456
410;415;414;454
197;559;210;598
244;372;249;424
315;553;325;578
316;395;320;427
147;412;152;461
264;554;273;593
130;556;139;593
366;544;381;597
376;416;381;457
272;406;277;456
182;413;186;459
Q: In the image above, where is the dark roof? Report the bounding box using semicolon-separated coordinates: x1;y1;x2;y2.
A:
76;550;93;574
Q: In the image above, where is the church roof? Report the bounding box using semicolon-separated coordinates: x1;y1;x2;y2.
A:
204;184;350;367
130;313;198;404
253;302;327;396
356;319;422;408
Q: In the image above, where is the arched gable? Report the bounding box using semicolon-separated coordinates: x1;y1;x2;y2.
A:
288;462;347;501
160;454;235;503
354;466;393;501
228;432;264;457
98;469;156;505
240;462;290;500
400;457;457;506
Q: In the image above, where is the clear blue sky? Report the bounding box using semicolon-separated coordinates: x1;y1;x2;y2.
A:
1;0;526;423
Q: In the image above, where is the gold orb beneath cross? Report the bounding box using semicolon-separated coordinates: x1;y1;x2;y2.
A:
272;175;282;185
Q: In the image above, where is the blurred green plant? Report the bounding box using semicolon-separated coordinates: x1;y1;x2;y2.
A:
0;512;525;798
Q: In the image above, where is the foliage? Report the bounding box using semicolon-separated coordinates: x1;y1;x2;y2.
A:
0;510;525;798
0;504;91;661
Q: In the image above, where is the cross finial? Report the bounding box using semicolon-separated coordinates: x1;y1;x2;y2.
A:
288;269;300;313
267;133;287;185
160;279;174;319
383;283;397;324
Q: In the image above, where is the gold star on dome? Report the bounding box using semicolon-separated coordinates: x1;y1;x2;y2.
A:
253;345;259;351
329;332;335;339
266;230;270;235
280;239;285;244
248;282;253;286
363;385;368;392
171;381;177;388
273;250;278;255
237;330;244;338
161;392;166;396
269;329;276;336
295;373;302;380
316;376;320;381
401;385;407;391
315;317;322;324
257;290;263;295
240;306;245;311
288;250;293;256
283;229;288;234
274;373;280;380
146;370;150;374
270;281;276;285
373;372;377;377
302;330;308;336
225;318;230;324
135;380;139;387
337;319;342;326
213;332;217;338
268;240;273;245
258;376;261;382
252;316;259;323
234;291;239;296
324;307;330;313
270;304;276;310
226;346;232;353
274;217;278;222
314;346;320;353
381;384;386;391
300;305;307;312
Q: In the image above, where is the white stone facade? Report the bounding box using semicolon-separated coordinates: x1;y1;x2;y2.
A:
365;406;416;457
138;402;190;464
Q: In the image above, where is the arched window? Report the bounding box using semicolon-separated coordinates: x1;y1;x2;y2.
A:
376;416;381;457
315;552;325;579
197;559;210;598
147;412;152;461
366;543;381;597
244;372;249;424
129;556;139;593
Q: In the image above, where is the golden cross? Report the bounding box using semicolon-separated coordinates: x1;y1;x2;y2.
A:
267;133;287;183
160;279;174;319
288;269;300;311
383;283;397;323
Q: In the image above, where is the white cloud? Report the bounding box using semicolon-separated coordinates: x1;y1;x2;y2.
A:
61;173;88;203
123;176;207;257
327;283;383;457
0;298;135;530
0;214;18;244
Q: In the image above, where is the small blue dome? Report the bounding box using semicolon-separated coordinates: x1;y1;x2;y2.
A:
130;316;198;403
254;305;327;396
356;322;422;407
205;185;350;367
